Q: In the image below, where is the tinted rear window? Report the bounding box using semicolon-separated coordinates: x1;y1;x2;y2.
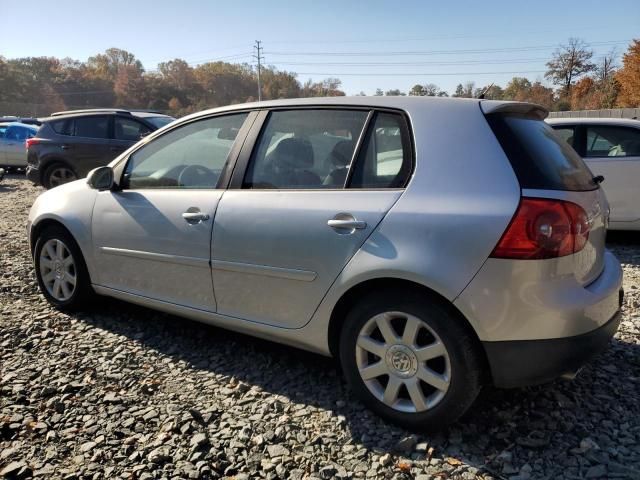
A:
486;114;596;191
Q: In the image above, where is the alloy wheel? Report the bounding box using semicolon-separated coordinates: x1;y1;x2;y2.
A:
39;238;77;302
48;167;77;188
355;311;451;413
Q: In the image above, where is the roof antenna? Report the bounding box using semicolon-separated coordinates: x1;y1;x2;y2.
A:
477;83;494;100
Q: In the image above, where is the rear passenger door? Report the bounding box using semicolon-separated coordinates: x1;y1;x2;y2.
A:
581;125;640;224
111;116;153;156
62;116;113;176
211;108;413;329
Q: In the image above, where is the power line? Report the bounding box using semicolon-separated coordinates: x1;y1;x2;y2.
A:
264;40;629;57
294;70;548;77
266;53;617;67
263;26;625;45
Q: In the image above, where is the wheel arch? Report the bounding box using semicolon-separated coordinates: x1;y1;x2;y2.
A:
40;157;77;185
327;277;491;381
30;217;77;255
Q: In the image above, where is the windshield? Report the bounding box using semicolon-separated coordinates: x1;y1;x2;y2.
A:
144;116;175;129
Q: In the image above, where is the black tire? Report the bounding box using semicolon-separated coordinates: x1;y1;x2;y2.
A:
43;162;77;189
339;288;483;431
34;225;93;310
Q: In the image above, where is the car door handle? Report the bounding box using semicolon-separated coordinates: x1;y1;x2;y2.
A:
182;211;210;223
60;144;71;150
327;219;367;230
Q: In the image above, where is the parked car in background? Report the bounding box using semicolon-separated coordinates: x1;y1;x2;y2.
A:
26;109;175;188
547;118;640;230
0;122;39;169
27;97;623;429
0;116;42;126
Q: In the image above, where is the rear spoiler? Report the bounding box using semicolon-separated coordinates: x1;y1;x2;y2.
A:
480;101;548;120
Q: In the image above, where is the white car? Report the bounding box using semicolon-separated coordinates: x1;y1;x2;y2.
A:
547;118;640;230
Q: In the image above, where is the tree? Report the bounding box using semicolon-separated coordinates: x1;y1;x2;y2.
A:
503;77;532;100
374;88;384;96
545;38;595;96
114;64;146;108
300;77;345;97
384;89;405;96
452;82;473;98
409;84;426;96
474;84;504;100
88;48;143;81
595;49;618;82
616;39;640;107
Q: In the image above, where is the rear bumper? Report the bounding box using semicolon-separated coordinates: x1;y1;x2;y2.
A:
454;249;623;341
26;165;41;185
483;305;621;388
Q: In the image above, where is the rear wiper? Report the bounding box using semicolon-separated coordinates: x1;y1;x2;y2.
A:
593;175;605;185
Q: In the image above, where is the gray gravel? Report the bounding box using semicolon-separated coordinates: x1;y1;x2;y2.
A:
1;173;639;480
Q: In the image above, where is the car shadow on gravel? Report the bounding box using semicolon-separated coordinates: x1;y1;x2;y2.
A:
69;295;640;473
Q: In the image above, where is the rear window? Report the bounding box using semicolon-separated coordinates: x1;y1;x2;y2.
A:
486;114;596;191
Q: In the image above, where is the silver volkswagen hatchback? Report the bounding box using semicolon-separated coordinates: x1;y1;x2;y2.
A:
27;97;623;430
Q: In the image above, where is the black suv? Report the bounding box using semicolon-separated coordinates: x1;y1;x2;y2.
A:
26;109;174;188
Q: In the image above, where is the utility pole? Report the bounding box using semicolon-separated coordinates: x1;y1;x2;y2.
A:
253;40;263;101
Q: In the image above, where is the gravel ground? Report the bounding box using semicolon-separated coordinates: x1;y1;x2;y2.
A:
1;173;639;480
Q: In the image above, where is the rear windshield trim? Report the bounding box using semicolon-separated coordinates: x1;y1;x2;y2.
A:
485;112;598;192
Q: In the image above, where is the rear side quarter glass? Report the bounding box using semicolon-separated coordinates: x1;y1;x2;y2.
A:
348;111;413;189
486;113;596;191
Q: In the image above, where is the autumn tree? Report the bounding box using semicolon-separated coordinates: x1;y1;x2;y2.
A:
409;83;446;96
545;38;595;96
114;64;146;108
616;39;640;107
87;48;143;81
301;78;345;97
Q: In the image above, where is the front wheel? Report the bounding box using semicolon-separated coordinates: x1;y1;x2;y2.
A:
339;289;483;431
44;163;77;189
34;226;93;310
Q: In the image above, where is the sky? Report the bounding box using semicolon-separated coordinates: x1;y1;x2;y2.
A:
1;0;639;96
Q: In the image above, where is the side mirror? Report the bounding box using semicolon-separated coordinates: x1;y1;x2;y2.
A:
87;166;114;191
0;168;5;183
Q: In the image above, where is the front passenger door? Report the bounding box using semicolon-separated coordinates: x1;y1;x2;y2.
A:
91;112;253;310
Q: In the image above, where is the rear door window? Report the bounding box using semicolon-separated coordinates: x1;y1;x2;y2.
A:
585;126;640;158
72;116;109;139
243;109;368;189
487;114;596;191
115;117;152;141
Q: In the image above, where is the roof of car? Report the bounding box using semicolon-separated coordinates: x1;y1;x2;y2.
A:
546;117;640;127
41;110;173;122
0;121;38;129
175;96;546;123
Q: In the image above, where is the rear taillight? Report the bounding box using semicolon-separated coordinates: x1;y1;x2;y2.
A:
25;138;40;149
490;197;590;259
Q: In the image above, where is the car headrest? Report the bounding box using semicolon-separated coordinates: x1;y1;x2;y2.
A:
272;137;314;169
328;140;354;167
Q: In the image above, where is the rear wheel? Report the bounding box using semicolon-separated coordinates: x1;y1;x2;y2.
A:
34;226;93;310
339;289;483;430
44;163;77;189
